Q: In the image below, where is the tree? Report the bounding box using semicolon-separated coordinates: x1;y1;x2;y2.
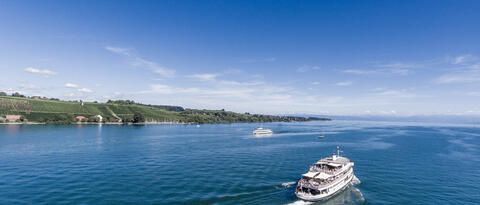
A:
11;92;25;98
0;91;6;96
132;113;145;123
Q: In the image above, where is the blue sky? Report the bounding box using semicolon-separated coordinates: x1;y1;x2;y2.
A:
1;0;480;115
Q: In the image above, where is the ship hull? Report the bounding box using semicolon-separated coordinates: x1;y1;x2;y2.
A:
295;171;355;202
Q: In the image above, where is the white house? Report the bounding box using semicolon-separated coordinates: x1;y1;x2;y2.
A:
95;115;103;122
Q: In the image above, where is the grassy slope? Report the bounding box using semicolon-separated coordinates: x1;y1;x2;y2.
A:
0;96;319;123
0;96;183;123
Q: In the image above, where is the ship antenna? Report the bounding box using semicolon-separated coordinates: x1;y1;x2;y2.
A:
337;146;340;157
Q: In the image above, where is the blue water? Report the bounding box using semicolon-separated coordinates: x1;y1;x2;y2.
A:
0;121;479;205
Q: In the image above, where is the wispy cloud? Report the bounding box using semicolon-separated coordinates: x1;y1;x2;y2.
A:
105;46;131;56
379;62;419;69
435;62;480;83
64;82;93;93
152;67;175;78
78;88;93;93
342;62;420;76
143;83;293;101
370;88;418;98
335;81;353;86
451;54;476;65
188;73;219;81
435;69;480;83
64;83;79;88
24;67;57;77
5;83;55;97
105;46;175;78
144;84;193;95
342;69;377;75
297;65;321;73
137;73;347;114
240;57;276;63
343;67;409;76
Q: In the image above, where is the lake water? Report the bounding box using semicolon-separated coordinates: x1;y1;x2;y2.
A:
0;121;479;205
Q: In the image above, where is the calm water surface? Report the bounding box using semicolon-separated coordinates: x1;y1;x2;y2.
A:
1;121;479;204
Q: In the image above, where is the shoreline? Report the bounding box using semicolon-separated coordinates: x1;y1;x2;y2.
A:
0;122;46;125
0;120;319;125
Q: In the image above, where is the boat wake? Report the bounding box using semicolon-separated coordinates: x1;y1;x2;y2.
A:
285;200;313;205
281;181;296;188
351;187;365;203
286;187;365;205
351;175;361;185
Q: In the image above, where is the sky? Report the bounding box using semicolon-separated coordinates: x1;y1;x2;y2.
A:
1;0;480;116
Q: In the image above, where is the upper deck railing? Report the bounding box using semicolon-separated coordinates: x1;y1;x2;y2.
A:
299;166;352;189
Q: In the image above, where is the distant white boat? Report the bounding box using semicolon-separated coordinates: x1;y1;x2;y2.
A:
318;130;325;139
253;127;273;136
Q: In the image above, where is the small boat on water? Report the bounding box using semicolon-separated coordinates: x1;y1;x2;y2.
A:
295;147;358;201
253;127;273;136
318;130;325;139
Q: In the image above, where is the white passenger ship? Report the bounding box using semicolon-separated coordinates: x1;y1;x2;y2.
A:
295;147;357;201
252;127;273;136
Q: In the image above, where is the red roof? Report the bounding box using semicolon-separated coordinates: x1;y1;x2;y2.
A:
75;116;87;120
5;115;21;121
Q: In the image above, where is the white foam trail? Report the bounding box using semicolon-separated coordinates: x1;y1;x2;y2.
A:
352;187;365;203
285;200;313;205
351;175;361;185
281;181;296;188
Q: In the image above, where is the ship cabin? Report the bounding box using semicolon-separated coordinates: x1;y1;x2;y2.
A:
310;160;344;174
297;171;333;195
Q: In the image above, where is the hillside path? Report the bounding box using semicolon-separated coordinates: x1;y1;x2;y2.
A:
105;106;122;122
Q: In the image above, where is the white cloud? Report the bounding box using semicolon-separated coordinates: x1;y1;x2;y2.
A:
64;93;76;97
64;83;93;94
105;46;175;78
380;62;417;69
18;83;38;90
240;57;276;63
371;88;417;98
188;73;219;81
335;81;353;86
136;72;347;115
64;83;79;88
342;62;420;76
451;54;476;65
105;46;131;56
152;67;175;78
78;88;93;93
146;84;199;95
297;65;321;73
435;71;480;83
343;67;409;76
435;64;480;84
342;69;364;75
342;69;379;75
24;67;57;77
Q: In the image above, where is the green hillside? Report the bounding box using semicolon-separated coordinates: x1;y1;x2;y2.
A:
0;96;327;124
